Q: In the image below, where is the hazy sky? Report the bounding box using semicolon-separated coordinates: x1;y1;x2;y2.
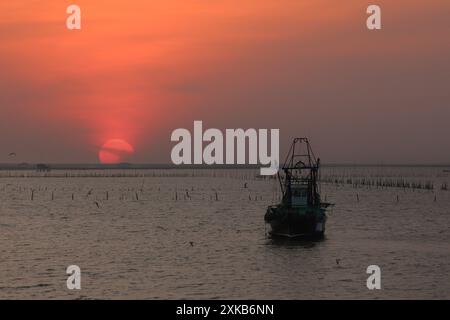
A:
0;0;449;164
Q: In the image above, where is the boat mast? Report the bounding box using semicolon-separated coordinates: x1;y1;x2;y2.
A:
278;138;321;206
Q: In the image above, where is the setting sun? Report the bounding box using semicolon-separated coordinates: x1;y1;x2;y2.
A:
98;139;134;164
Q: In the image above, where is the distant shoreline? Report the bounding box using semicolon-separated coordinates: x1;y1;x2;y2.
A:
0;163;449;171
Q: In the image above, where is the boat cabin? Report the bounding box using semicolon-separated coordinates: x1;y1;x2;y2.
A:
290;183;309;206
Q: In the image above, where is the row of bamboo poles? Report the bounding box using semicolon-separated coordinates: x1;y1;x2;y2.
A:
0;169;447;191
320;176;447;191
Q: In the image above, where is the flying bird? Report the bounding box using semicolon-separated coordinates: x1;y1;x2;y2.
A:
8;152;16;157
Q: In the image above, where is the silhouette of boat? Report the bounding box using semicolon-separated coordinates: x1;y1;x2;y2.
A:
265;138;332;239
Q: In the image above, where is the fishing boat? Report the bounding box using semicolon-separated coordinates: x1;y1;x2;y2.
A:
265;138;332;239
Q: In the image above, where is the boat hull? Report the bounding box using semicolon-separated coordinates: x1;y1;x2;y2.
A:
265;206;327;239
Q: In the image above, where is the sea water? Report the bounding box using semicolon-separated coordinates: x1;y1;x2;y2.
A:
0;166;449;299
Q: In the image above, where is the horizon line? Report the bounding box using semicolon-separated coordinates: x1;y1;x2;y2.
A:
0;163;449;170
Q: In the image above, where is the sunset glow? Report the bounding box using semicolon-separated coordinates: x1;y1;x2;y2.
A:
98;139;134;164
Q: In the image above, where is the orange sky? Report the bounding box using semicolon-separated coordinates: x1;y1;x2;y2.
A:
0;1;449;163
